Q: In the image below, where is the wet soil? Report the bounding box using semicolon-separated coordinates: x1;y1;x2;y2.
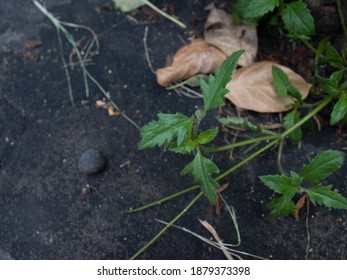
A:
0;0;346;260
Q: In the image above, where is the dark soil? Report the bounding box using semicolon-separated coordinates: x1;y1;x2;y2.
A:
0;0;346;260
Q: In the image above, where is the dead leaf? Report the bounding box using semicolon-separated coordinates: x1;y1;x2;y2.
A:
156;39;227;86
225;61;311;113
294;194;307;221
204;8;257;67
108;104;121;117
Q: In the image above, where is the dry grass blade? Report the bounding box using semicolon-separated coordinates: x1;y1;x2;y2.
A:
198;219;234;260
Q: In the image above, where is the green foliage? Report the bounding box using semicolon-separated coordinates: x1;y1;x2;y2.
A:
234;0;279;19
325;42;346;68
200;50;244;112
305;185;347;209
234;0;315;39
299;150;345;182
260;150;347;220
272;66;302;100
139;52;244;204
283;109;302;143
217;116;258;132
281;2;315;37
181;152;220;205
330;94;347;125
138;113;192;150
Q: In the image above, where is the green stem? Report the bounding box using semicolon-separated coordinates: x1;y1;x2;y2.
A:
281;96;333;139
215;139;279;181
277;139;285;175
337;0;347;40
142;0;187;29
299;38;317;53
130;192;203;259
201;134;279;153
123;185;200;213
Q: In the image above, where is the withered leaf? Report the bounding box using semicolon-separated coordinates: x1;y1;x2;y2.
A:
225;61;311;113
204;8;257;67
156;39;227;87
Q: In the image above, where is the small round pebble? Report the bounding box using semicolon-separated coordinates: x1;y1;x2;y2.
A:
78;149;105;174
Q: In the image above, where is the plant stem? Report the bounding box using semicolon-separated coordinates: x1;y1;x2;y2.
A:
130;192;203;259
123;185;200;213
201;135;279;153
281;96;333;139
142;0;187;29
337;0;347;40
215;139;279;181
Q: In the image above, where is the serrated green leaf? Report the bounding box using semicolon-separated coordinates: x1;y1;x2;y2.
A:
283;110;302;143
326;42;345;68
281;2;315;36
181;152;219;205
272;66;302;100
217;116;258;131
260;174;300;196
113;0;144;12
197;128;218;144
168;139;195;154
300;150;345;182
330;94;347;125
267;196;296;220
138;113;192;150
317;70;343;94
201;50;244;112
234;0;279;19
305;184;347;209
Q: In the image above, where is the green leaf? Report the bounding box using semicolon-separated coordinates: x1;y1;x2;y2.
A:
113;0;144;12
281;2;315;36
300;150;345;182
326;42;345;68
283;110;302;143
197;128;218;144
317;70;343;94
168;139;195;154
267;196;296;220
181;152;220;205
260;174;300;196
306;185;347;209
272;66;302;100
217;116;258;131
315;37;329;63
234;0;279;19
201;50;244;112
330;94;347;125
138;113;192;150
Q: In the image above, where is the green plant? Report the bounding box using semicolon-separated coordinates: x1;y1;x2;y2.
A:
260;150;347;220
130;47;347;258
233;0;315;41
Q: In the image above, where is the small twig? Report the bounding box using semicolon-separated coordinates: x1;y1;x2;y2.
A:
143;26;155;74
198;219;234;260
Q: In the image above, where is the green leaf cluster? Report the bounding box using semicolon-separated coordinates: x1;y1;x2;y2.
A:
234;0;315;38
260;150;347;220
138;51;244;204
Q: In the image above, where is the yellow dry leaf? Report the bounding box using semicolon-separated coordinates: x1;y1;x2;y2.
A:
156;39;226;87
204;8;257;67
225;61;311;113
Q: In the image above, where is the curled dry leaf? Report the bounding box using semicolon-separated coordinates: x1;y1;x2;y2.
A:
225;61;311;113
204;8;257;67
156;39;227;86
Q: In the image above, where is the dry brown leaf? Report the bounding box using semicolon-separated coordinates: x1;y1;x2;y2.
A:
225;61;311;113
156;39;227;86
204;8;257;67
294;194;307;221
107;104;121;117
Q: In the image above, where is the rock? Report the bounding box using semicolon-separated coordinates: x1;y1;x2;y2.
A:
78;149;105;174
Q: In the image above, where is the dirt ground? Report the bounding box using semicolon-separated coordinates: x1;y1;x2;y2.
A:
0;0;346;260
